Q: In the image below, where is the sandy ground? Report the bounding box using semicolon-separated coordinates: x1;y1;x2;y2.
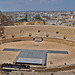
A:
0;40;75;67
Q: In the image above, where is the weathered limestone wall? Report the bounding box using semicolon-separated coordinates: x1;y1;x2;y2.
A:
0;11;14;26
44;38;75;46
2;37;33;43
4;25;75;41
0;25;75;73
0;25;74;46
30;64;75;72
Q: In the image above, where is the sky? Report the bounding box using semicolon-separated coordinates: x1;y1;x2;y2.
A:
0;0;75;11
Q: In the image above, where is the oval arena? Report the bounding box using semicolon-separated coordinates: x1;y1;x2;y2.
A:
0;25;75;73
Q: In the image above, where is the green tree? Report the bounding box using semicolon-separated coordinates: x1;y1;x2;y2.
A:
35;15;42;21
72;23;75;26
20;14;28;22
24;14;28;21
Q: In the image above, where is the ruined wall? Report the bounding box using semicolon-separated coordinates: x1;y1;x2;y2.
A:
4;25;75;41
0;27;4;37
0;11;14;26
32;64;75;72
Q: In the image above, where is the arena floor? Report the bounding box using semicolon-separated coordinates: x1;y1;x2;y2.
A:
0;40;75;67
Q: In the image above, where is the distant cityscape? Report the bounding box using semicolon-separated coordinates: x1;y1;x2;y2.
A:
0;10;74;27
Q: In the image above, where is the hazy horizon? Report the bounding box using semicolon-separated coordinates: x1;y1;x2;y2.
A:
0;0;75;12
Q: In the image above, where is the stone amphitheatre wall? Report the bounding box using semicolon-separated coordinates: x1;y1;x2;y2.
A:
0;25;75;72
4;25;75;41
31;64;75;72
1;25;74;46
44;38;75;46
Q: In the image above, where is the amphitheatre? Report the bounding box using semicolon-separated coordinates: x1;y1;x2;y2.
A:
0;25;75;75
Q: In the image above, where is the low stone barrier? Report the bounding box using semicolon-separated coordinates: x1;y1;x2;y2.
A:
0;37;75;47
1;37;33;43
32;64;75;72
44;38;75;46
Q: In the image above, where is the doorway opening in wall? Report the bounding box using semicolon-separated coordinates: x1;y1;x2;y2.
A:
2;36;6;39
29;33;32;37
33;38;35;40
38;30;40;32
56;31;59;34
64;36;67;39
46;34;49;37
12;35;15;38
41;38;43;41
